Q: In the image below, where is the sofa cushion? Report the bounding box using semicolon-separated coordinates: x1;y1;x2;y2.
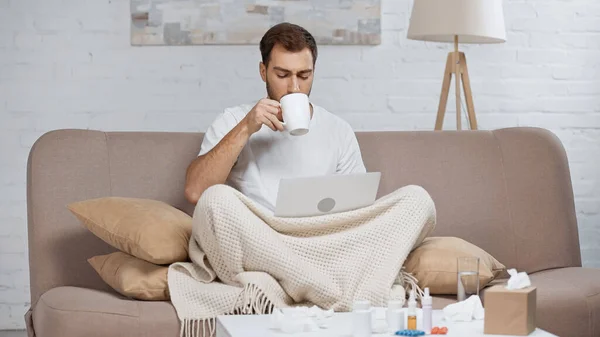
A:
88;251;169;301
525;267;600;337
67;197;192;264
32;286;196;337
403;236;506;294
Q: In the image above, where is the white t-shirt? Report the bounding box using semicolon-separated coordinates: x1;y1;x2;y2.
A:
198;102;366;213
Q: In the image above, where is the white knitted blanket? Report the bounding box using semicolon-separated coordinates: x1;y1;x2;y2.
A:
168;184;436;337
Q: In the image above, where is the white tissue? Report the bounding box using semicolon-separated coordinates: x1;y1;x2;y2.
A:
270;306;334;333
442;295;485;322
505;268;532;290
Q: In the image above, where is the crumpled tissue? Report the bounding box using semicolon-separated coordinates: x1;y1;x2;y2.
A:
505;268;531;290
270;306;334;333
442;295;485;322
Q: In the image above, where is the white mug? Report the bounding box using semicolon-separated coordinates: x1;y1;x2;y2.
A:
280;93;311;136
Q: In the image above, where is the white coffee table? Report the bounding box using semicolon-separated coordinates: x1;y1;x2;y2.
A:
216;308;558;337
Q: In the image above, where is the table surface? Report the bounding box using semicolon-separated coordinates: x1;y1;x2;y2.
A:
216;308;558;337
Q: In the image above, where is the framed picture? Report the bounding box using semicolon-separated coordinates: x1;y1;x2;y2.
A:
131;0;381;46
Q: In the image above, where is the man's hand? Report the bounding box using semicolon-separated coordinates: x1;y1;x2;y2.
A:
242;98;284;134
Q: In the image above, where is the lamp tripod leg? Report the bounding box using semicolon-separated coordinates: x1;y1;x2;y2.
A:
435;54;453;130
461;53;477;130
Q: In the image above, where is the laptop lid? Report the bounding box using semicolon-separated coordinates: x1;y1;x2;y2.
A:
274;172;381;217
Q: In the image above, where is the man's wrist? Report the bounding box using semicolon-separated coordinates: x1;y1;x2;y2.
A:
233;121;252;143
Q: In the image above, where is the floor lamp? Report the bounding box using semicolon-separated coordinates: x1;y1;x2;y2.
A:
406;0;506;130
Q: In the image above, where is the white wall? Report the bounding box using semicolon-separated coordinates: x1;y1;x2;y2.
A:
1;0;599;330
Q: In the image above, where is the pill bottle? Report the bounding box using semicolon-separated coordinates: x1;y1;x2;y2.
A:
352;300;372;337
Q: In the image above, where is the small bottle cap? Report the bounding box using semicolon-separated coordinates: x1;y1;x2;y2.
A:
422;287;432;306
407;289;417;314
388;299;404;310
353;299;371;311
409;289;416;305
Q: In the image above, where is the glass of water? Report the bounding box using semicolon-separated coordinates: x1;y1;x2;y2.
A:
457;256;480;302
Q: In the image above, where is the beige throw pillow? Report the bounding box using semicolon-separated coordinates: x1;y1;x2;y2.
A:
68;197;192;264
88;251;169;301
404;236;506;295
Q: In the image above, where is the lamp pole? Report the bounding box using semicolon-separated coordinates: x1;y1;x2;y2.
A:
454;35;461;130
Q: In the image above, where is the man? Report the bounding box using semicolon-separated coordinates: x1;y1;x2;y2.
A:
170;25;436;334
184;22;366;212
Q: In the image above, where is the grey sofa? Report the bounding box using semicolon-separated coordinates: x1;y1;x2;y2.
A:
24;127;600;337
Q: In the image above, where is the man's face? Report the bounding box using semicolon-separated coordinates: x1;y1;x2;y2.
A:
260;43;314;102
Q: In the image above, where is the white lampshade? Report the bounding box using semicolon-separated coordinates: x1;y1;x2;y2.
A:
407;0;506;44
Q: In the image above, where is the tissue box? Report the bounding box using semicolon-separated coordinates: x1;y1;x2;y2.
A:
483;285;536;336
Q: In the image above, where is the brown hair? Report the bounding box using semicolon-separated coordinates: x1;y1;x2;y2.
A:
259;22;318;67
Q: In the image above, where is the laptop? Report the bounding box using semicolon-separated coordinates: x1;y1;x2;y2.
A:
273;172;382;217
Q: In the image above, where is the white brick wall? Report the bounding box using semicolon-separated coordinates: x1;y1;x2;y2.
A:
1;0;599;330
